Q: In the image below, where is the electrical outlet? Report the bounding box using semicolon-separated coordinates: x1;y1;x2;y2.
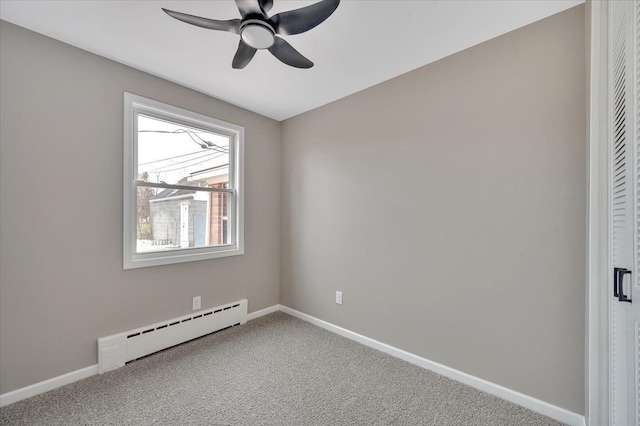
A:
192;296;201;311
336;291;343;305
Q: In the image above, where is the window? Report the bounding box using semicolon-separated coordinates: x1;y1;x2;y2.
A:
123;93;244;269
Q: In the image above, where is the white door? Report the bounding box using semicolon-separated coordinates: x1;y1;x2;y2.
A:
609;1;640;424
632;2;640;422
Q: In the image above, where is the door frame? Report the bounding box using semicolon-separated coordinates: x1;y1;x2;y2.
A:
587;0;610;425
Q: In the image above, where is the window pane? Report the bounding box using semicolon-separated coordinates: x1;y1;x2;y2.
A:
137;114;230;187
137;185;230;253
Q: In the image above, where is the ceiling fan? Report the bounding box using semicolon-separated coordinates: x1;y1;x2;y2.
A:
162;0;340;69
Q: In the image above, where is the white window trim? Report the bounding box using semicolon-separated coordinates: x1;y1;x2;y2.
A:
123;92;244;269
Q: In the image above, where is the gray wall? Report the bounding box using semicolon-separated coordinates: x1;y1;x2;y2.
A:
280;5;586;414
0;21;281;394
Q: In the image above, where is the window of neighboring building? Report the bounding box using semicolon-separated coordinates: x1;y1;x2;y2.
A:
123;93;244;269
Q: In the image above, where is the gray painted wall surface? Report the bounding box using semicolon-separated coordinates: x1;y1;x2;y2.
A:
0;21;281;394
280;5;586;414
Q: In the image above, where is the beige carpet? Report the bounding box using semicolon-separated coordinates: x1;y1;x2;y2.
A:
0;312;564;425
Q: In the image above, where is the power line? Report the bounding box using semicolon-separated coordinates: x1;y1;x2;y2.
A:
138;129;229;153
142;151;221;172
139;149;212;166
182;130;228;154
146;151;221;173
147;151;228;174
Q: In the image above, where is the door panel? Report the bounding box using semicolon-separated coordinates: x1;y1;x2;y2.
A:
634;1;640;424
609;1;637;424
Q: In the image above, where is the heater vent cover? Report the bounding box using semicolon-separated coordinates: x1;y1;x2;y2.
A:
98;299;247;373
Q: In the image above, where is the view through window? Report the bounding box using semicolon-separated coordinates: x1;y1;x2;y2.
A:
136;114;232;253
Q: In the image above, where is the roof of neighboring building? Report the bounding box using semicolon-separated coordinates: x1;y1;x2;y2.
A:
151;177;196;201
151;187;196;201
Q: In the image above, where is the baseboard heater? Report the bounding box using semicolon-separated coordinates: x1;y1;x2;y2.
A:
98;299;247;374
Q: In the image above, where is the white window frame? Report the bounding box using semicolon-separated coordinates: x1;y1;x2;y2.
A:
123;92;244;269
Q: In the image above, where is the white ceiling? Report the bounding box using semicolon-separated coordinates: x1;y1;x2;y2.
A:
0;0;582;121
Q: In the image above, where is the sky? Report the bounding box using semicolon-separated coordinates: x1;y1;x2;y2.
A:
137;114;230;185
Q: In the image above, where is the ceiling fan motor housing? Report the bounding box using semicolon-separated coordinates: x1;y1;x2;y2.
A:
240;19;275;49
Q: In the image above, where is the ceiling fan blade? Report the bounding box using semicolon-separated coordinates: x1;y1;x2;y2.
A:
268;37;313;68
232;40;258;69
259;0;274;12
162;9;241;34
270;0;340;36
234;0;266;18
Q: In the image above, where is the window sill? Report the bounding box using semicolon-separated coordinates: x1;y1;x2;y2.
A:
124;245;244;269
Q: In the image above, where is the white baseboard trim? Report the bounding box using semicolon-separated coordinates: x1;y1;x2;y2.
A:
0;305;587;426
279;305;586;426
0;364;98;408
0;304;280;408
247;304;281;321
